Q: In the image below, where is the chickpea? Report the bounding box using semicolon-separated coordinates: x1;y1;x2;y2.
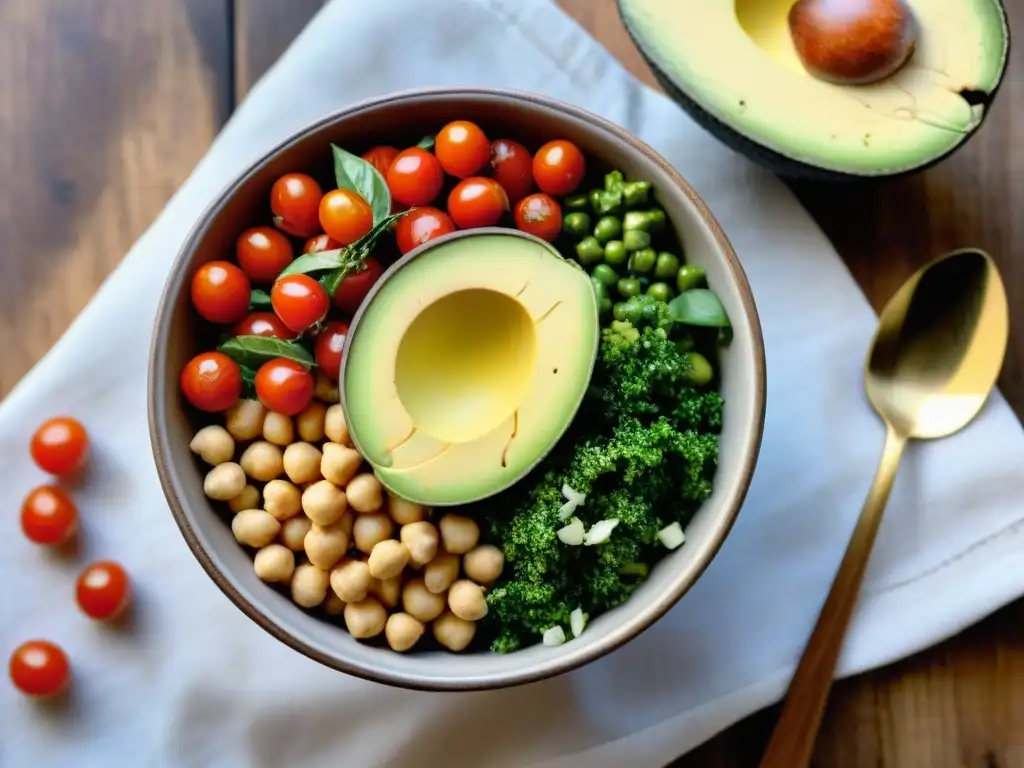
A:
190;425;235;466
353;513;393;554
262;411;295;446
385;613;425;652
291;563;330;608
253;544;295;583
232;509;281;548
304;519;350;570
387;494;425;525
228;484;260;513
239;441;284;482
321;443;362;487
463;545;505;584
315;371;340;404
367;540;410;580
296;401;327;443
322;591;346;616
369;575;402;608
439;514;479;555
324;404;350;445
448;579;488;621
433;610;476;652
399;521;439;568
424;551;460;594
301;480;347;526
283;442;323;485
344;598;387;639
262;479;302;521
346;473;383;514
402;577;446;623
339;510;355;538
204;462;247;501
330;559;372;603
225;398;266;441
279;514;313;551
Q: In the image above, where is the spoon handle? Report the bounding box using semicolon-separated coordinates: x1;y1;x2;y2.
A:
761;426;908;768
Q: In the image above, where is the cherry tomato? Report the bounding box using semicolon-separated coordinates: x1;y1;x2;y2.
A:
21;486;77;545
515;193;563;242
30;417;89;477
361;145;400;177
271;274;330;334
490;138;534;202
395;206;456;255
9;640;70;699
76;561;131;621
332;257;384;314
232;311;291;339
435;120;491;179
304;234;341;254
447;177;509;229
271;173;323;238
533;139;586;196
386;148;445;207
319;189;374;246
190;261;251;325
236;226;294;283
180;351;242;413
315;321;350;381
255;358;314;416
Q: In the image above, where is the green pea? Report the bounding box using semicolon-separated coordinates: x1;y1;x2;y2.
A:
589;189;603;212
628;247;656;274
623;211;648;232
621;295;644;324
590;189;623;216
590;278;612;316
612;302;629;322
622;180;652;208
676;264;706;292
638;292;656;306
654;252;680;279
604;240;628;266
593;216;622;243
685;352;714;386
564;192;590;211
599;296;613;315
575;236;604;267
563;212;592;237
641;301;662;325
623;229;651;252
647;282;673;303
592;264;620;288
645;209;667;233
617;277;641;299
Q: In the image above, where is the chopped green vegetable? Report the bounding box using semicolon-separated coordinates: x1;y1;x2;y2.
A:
563;212;592;237
575;236;604;266
628;247;657;274
654;252;680;280
564;192;590;211
603;240;627;267
669;288;731;328
622;180;651;208
676;264;706;293
593;216;622;244
623;229;651;252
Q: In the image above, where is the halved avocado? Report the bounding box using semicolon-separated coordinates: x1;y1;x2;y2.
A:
619;0;1010;180
341;229;599;506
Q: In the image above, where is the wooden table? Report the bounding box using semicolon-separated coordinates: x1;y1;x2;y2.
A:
2;1;1021;764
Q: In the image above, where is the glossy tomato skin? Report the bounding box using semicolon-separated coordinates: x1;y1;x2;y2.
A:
271;274;330;334
435;120;491;179
315;321;350;381
180;352;243;413
76;561;131;621
232;312;291;339
395;206;456;255
386;148;445;207
319;189;374;246
236;226;294;283
515;193;563;242
332;257;384;314
9;640;70;699
361;145;400;177
447;177;509;229
532;140;586;196
304;234;341;254
190;261;251;325
490;139;534;202
270;173;323;238
30;417;90;477
255;358;315;416
21;486;78;545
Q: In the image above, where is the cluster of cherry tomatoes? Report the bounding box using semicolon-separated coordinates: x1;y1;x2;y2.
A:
11;417;132;699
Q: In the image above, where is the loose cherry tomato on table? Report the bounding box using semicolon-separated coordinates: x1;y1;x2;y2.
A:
30;417;90;477
271;274;330;334
304;234;341;254
9;640;70;699
315;321;351;380
76;561;131;621
435;120;491;179
270;173;323;238
180;352;243;413
515;193;563;242
21;486;78;546
395;206;456;255
232;311;291;340
332;257;384;314
386;148;445;207
447;177;509;230
361;145;400;177
533;139;586;196
190;261;251;325
236;226;294;283
255;358;315;416
490;138;534;202
319;189;374;246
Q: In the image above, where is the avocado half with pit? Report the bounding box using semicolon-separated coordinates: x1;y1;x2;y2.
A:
341;228;600;507
618;0;1010;181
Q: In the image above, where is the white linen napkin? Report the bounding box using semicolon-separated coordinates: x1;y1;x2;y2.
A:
4;0;1023;765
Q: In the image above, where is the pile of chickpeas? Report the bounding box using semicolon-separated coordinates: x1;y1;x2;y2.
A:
189;375;505;653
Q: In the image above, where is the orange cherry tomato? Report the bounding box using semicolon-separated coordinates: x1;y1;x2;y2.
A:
361;145;400;177
270;173;323;238
9;640;70;699
236;226;294;283
21;486;78;546
435;120;491;179
515;193;563;242
180;351;243;413
532;139;586;196
255;358;314;416
395;206;456;255
190;261;251;325
30;417;89;477
76;561;131;621
386;148;445;207
447;177;509;229
314;321;350;381
319;189;374;246
271;274;330;334
232;311;291;340
490;138;534;202
332;257;384;314
304;234;341;254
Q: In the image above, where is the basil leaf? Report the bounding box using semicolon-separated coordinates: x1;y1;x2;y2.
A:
331;143;391;224
320;269;347;297
219;335;316;369
668;289;731;328
416;134;436;151
239;365;258;399
250;289;272;310
278;248;346;277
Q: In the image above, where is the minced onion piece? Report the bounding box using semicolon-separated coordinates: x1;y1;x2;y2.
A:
557;517;585;546
557;500;578;520
561;484;586;506
583;518;620;545
570;607;588;638
657;522;686;550
542;626;567;647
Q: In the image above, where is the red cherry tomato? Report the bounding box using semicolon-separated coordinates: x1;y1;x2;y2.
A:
9;640;70;699
76;561;131;621
304;234;341;254
255;359;315;416
395;206;456;255
271;274;330;333
236;226;294;283
30;417;90;477
435;120;491;179
319;189;374;246
232;311;291;339
515;193;563;242
190;261;251;325
21;486;78;546
332;257;384;314
315;321;350;381
386;148;445;207
490;138;534;202
361;145;400;177
532;139;587;196
447;177;509;229
271;173;323;238
180;351;242;413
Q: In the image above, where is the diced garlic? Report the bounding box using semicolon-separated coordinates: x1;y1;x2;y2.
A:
657;522;686;550
583;519;620;546
561;484;586;506
542;626;566;647
570;607;587;638
557;518;585;546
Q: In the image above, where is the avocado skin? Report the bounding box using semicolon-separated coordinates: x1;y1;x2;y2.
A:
616;0;1012;183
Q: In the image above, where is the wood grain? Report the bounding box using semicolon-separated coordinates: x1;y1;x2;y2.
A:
234;0;328;100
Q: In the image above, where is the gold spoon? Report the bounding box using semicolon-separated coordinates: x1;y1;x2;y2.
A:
761;248;1009;768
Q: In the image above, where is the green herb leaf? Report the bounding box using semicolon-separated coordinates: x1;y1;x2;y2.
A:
331;143;391;224
239;364;258;398
416;134;436;151
278;248;346;277
250;289;272;310
668;289;731;328
319;269;347;297
219;335;315;369
278;211;405;281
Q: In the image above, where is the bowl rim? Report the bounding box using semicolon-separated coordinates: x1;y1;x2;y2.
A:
148;85;767;691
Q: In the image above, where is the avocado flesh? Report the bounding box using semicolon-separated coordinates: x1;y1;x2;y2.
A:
343;232;599;506
620;0;1009;176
